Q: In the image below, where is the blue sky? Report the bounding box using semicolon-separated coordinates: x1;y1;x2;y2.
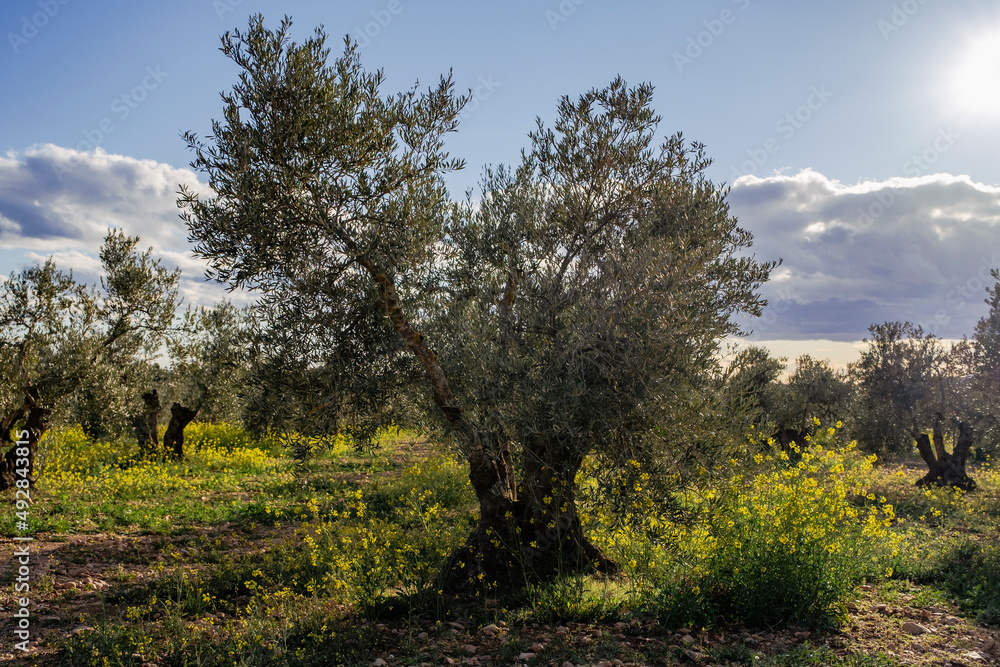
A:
2;0;999;368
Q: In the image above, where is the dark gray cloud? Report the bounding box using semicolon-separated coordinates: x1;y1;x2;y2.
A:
1;150;997;337
731;169;1000;341
0;145;239;307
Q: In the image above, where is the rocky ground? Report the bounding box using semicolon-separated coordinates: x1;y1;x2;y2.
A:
3;536;998;667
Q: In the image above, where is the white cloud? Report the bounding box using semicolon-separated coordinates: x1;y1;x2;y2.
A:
2;151;997;343
0;145;243;308
731;169;1000;341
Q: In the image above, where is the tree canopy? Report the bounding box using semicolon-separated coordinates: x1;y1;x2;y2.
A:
179;15;775;588
0;230;179;487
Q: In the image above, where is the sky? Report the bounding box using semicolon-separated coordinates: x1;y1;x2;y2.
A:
1;0;999;371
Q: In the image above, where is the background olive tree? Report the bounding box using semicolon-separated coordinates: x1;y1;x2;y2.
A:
850;322;979;488
0;230;178;487
161;302;249;457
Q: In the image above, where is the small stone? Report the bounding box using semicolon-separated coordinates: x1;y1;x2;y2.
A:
874;603;888;614
743;636;759;646
448;621;466;631
529;643;544;653
846;602;859;611
681;634;696;645
942;615;960;625
371;660;387;667
901;622;931;635
517;653;536;661
794;631;811;640
963;651;987;662
461;644;478;655
594;661;611;667
417;632;429;641
920;609;932;619
614;621;628;631
562;662;576;667
480;624;500;636
684;650;707;662
911;643;926;653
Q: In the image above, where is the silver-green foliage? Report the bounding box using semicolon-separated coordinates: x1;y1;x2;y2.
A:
179;15;775;575
0;230;179;441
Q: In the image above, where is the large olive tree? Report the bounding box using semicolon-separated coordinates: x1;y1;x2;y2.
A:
180;16;774;589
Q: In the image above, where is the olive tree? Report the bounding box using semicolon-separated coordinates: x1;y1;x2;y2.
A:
161;302;248;457
0;231;178;487
784;355;852;432
851;322;976;488
725;345;786;438
963;271;1000;456
179;16;774;588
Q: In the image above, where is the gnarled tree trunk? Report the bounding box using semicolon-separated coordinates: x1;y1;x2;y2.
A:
133;390;161;453
775;427;808;451
163;403;198;459
915;414;976;490
0;387;51;490
362;259;612;593
438;438;616;595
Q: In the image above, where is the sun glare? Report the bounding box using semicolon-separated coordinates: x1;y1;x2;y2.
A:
950;33;1000;116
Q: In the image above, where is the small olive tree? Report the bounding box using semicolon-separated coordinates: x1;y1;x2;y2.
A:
161;302;249;457
851;322;977;488
180;16;774;589
0;230;178;487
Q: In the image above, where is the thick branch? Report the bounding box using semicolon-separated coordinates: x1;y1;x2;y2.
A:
915;433;938;476
932;413;949;464
357;257;478;454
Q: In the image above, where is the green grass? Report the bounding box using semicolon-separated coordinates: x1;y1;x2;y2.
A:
5;423;999;666
869;457;1000;622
